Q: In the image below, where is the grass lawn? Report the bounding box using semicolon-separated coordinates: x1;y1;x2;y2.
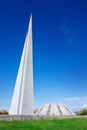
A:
0;118;87;130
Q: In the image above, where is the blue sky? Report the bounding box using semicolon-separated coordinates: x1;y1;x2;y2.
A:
0;0;87;111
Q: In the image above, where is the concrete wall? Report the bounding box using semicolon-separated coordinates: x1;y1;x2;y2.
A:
0;115;76;121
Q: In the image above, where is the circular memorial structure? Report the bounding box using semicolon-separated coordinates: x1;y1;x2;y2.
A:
35;103;75;117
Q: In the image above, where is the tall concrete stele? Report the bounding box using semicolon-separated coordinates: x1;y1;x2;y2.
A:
9;15;34;115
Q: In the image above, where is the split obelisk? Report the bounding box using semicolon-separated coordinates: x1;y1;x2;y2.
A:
9;15;33;115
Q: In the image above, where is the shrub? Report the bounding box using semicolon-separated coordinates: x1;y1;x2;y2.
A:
80;109;87;115
0;110;8;115
34;109;38;114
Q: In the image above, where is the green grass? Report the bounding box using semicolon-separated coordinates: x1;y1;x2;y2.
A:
0;118;87;130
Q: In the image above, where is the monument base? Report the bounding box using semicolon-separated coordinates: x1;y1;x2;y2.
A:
0;115;76;121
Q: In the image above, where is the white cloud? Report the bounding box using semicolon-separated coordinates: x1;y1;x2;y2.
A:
60;96;87;111
64;96;87;103
60;18;74;56
81;104;87;109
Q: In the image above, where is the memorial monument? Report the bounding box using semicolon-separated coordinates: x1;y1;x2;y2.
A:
9;15;75;117
9;15;33;115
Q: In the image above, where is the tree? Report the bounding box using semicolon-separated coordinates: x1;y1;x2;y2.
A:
80;109;87;115
0;110;8;115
